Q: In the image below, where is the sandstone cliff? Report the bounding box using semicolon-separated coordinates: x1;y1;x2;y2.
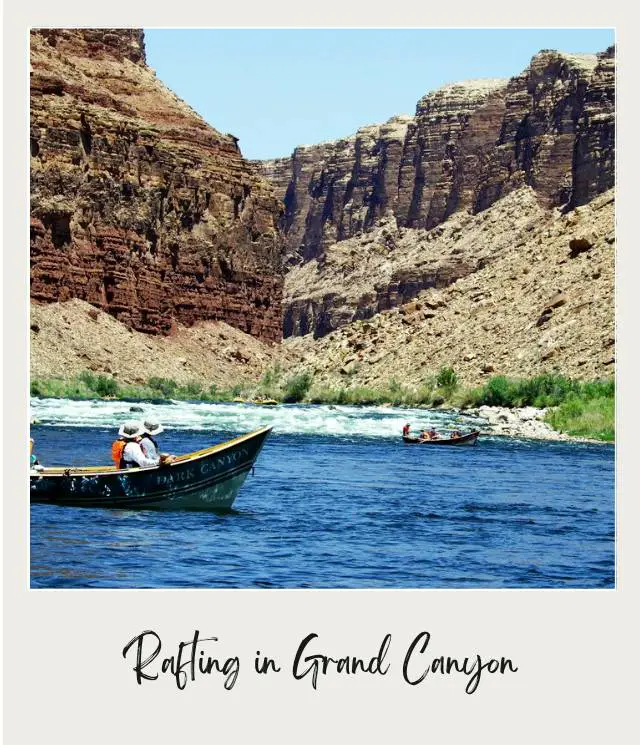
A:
30;29;284;342
257;46;614;340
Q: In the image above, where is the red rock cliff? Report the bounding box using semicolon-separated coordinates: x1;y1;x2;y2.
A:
30;29;284;342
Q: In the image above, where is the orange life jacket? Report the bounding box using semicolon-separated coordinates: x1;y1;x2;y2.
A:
111;439;126;468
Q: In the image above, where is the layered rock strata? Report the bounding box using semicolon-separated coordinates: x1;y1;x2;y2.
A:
258;115;415;266
258;47;614;339
30;29;283;342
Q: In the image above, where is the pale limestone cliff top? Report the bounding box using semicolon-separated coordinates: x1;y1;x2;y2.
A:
417;77;509;107
434;78;509;93
526;49;601;77
295;113;414;152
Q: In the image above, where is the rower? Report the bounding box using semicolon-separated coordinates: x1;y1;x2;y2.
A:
402;423;411;437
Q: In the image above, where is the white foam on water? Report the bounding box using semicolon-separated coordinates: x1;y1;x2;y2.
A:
30;398;479;440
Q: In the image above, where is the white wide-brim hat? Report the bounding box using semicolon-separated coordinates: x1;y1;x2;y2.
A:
118;420;145;439
143;420;164;435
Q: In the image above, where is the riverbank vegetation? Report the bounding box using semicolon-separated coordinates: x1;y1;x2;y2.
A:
29;372;245;403
30;368;614;441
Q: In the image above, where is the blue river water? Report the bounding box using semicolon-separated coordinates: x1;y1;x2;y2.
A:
29;399;615;589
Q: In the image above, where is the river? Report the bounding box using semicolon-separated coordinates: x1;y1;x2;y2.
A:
29;398;615;589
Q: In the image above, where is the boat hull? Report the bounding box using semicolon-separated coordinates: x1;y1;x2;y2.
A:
30;426;272;511
402;431;479;446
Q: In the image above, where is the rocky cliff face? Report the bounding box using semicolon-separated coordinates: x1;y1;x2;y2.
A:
258;115;415;266
257;47;614;339
474;48;615;213
30;29;284;342
282;188;615;388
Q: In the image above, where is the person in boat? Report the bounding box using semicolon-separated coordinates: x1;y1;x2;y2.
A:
30;437;43;471
140;419;162;463
112;421;160;469
140;419;174;465
428;427;439;440
451;429;462;439
419;429;430;441
402;423;411;437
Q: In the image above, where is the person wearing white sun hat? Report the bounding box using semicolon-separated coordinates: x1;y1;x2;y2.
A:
140;419;174;465
112;420;159;469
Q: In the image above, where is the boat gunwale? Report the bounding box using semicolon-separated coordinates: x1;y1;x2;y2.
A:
32;425;273;478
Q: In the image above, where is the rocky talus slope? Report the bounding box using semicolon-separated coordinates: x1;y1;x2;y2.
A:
282;188;614;389
258;47;614;339
30;29;283;342
30;299;296;389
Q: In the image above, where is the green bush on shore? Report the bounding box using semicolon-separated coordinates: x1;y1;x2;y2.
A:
281;371;313;403
544;395;614;442
463;373;612;409
147;376;178;398
78;371;119;396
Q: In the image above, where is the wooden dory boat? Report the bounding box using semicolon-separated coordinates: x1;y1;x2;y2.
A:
402;431;479;446
30;426;272;511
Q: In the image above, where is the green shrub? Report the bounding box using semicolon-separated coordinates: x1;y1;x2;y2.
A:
307;386;344;404
258;364;282;389
345;386;387;405
92;374;119;397
281;372;313;403
436;366;458;390
413;384;435;406
208;384;237;402
545;395;614;442
254;363;283;400
181;380;203;399
78;370;97;389
581;379;615;400
518;373;580;407
148;377;178;398
472;374;613;410
481;375;511;406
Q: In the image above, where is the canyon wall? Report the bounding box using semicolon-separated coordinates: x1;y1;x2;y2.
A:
258;46;615;339
282;188;615;388
30;28;284;342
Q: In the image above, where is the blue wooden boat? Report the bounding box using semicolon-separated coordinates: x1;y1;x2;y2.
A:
30;426;272;511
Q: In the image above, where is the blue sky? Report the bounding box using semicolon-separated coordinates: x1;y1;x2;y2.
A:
144;29;614;161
